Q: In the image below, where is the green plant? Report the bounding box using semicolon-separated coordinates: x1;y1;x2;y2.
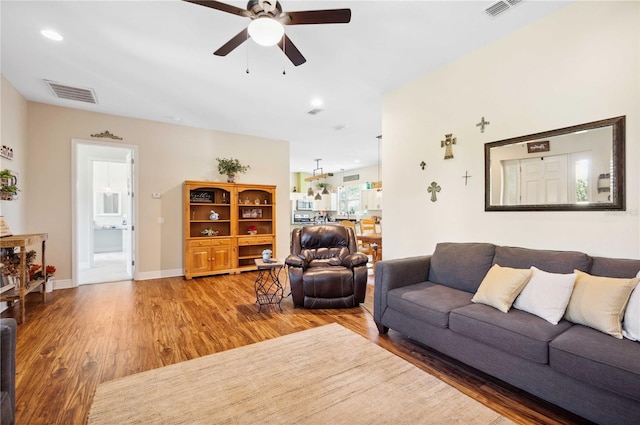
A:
1;185;18;194
0;169;18;197
316;182;331;190
216;157;250;182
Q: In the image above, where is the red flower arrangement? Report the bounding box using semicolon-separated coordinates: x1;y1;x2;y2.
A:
28;264;56;280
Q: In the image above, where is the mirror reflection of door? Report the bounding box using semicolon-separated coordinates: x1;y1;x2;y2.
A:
520;155;568;205
501;152;591;205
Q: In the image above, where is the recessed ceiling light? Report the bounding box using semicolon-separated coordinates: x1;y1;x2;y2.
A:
354;159;361;163
41;29;63;41
311;98;323;108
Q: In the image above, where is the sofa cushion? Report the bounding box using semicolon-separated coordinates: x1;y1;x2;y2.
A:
428;242;496;293
302;267;353;298
450;303;573;364
512;267;577;325
564;270;638;339
590;256;640;278
494;246;591;274
387;282;473;329
550;325;640;402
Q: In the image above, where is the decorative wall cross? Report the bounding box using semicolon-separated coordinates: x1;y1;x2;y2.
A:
476;117;490;133
427;181;441;202
462;171;472;186
441;134;456;160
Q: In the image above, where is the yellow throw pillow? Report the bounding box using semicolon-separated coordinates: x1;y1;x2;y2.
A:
564;270;639;339
472;264;532;313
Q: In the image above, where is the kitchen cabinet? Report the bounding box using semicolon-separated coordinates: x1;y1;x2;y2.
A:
315;193;337;211
183;181;276;278
361;189;383;210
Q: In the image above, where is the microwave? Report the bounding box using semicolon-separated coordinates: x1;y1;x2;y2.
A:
296;199;314;210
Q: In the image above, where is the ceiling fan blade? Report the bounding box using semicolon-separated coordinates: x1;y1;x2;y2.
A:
280;9;351;25
214;28;250;56
183;0;251;18
278;35;306;66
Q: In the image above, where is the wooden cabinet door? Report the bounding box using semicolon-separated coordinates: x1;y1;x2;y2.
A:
211;244;231;271
190;247;211;274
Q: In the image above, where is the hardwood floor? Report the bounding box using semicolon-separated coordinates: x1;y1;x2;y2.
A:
3;273;591;425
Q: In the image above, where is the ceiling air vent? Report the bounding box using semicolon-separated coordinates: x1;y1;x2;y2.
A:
45;80;98;104
484;0;522;18
343;174;359;182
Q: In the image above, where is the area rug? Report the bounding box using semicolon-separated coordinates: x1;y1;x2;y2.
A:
88;323;512;424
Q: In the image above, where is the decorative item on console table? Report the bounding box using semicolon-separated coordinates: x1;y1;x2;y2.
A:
0;216;12;237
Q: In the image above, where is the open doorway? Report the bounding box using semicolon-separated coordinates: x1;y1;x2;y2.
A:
72;140;137;285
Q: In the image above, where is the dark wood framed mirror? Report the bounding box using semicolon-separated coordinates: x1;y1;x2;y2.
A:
485;116;625;211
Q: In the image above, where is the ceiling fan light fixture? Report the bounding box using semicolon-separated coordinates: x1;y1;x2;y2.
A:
248;17;284;46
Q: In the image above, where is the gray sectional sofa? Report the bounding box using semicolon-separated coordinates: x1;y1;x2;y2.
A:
374;242;640;425
0;318;16;425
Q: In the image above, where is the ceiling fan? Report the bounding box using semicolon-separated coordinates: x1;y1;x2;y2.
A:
184;0;351;66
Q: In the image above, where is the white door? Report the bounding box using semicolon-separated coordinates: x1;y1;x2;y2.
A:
72;140;137;286
124;150;135;278
520;155;568;205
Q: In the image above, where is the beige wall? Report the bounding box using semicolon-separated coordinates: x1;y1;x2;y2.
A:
25;102;290;282
383;1;640;259
0;76;28;233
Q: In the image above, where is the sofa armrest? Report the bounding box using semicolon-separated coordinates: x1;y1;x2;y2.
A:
1;318;16;425
342;252;368;268
285;254;306;268
373;256;432;329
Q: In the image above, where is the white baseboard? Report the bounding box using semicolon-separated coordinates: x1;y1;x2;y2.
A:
52;278;75;290
135;268;183;281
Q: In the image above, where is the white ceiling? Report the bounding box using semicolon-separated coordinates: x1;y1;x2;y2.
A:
1;0;569;174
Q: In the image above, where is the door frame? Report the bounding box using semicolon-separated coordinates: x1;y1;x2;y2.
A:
71;139;139;286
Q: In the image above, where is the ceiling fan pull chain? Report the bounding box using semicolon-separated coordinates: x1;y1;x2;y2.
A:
245;32;250;74
282;39;286;75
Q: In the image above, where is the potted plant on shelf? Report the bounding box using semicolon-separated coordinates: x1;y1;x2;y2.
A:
216;157;250;183
29;264;56;292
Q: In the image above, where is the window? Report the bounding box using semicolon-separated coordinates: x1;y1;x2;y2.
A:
338;184;364;216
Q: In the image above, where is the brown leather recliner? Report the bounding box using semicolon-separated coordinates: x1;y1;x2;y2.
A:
285;225;369;308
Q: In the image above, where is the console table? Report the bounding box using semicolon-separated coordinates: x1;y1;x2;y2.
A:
0;233;48;323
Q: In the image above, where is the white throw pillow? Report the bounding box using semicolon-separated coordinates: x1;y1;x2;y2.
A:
622;270;640;341
513;267;577;325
